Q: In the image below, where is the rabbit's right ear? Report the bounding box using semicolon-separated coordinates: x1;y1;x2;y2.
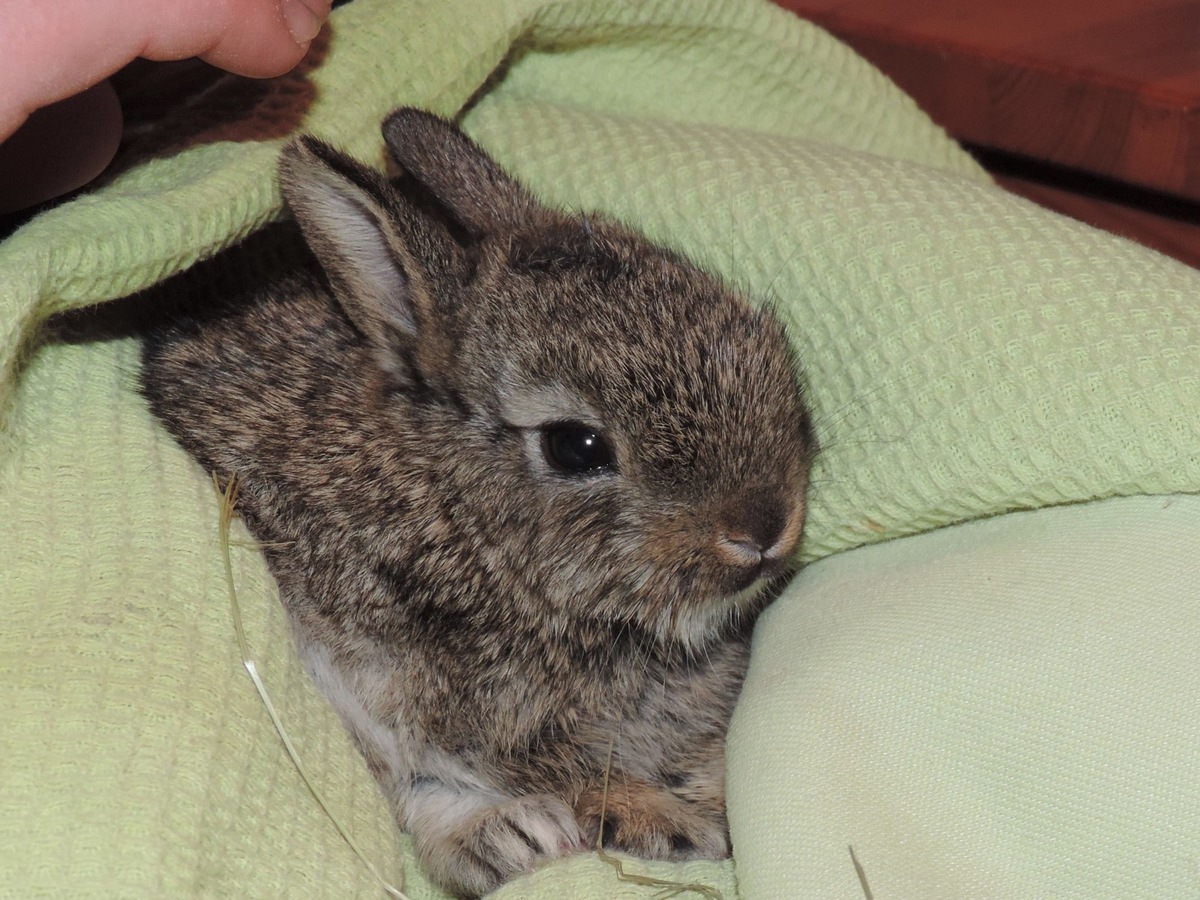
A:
279;136;452;386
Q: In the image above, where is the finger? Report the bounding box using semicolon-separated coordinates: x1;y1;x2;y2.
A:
147;0;334;75
0;81;123;215
0;0;330;140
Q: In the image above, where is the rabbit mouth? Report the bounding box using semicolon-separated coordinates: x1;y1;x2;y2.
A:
656;582;769;656
722;565;787;611
721;551;790;596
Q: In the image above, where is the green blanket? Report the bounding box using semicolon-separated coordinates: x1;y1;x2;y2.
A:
3;0;1198;897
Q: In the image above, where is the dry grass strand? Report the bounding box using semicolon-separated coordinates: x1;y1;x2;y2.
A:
214;472;411;900
849;845;874;900
595;738;725;900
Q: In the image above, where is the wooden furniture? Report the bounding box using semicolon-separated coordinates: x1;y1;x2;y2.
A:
774;0;1200;268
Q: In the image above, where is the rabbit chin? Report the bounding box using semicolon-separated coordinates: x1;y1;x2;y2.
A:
658;575;775;657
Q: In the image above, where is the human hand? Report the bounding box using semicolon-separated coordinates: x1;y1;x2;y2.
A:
0;0;332;215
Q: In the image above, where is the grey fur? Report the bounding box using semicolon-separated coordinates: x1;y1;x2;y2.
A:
140;108;815;897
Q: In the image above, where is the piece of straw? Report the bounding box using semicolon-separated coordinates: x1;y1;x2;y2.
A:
848;845;874;900
214;472;410;900
594;738;724;900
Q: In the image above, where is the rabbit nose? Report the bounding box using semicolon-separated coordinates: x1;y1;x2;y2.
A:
715;492;792;569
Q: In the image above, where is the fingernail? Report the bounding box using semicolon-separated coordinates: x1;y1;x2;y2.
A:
282;0;325;45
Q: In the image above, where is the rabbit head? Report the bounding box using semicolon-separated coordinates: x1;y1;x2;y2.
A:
277;109;815;654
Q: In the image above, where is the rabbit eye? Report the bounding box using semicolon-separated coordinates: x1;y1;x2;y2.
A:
539;423;616;477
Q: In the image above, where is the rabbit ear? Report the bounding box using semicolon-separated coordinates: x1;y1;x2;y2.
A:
279;136;447;385
382;107;538;235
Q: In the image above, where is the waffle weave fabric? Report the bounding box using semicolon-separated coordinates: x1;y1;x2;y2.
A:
1;0;1197;897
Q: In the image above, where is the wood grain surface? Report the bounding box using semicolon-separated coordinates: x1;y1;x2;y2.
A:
986;153;1200;268
775;0;1200;203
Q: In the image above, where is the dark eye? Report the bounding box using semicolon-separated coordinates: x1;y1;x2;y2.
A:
539;423;616;477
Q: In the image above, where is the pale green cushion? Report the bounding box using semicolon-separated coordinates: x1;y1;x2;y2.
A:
2;0;1199;896
731;494;1200;898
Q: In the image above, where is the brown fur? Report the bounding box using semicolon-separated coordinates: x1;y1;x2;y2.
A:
139;108;815;897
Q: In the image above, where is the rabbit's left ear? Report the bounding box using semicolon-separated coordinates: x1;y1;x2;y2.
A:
382;107;538;234
278;135;454;386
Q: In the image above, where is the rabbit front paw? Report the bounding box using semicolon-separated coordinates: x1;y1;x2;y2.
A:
415;792;583;897
576;780;729;861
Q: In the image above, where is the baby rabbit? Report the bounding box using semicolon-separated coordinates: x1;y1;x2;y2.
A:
140;108;815;897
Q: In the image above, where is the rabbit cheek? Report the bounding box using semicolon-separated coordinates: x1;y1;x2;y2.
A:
630;496;801;646
624;524;729;640
639;515;760;602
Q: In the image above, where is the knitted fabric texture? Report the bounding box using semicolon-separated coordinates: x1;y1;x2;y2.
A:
2;0;1198;897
